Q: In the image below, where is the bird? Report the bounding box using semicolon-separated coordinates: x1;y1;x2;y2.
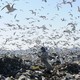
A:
0;15;2;19
62;0;66;4
14;14;17;19
16;24;22;29
42;0;47;2
5;23;15;27
13;32;16;35
13;0;19;1
61;18;66;21
29;10;36;15
72;0;76;2
26;18;30;20
1;3;17;13
67;22;76;27
39;16;46;19
68;12;73;17
78;6;80;12
56;3;62;10
67;2;73;7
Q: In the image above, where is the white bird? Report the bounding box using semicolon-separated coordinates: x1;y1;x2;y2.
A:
63;0;66;4
78;6;80;12
67;2;73;7
1;3;16;13
5;23;15;27
39;16;46;19
61;18;66;21
56;3;62;10
14;14;17;19
73;0;76;2
42;0;47;2
29;10;36;15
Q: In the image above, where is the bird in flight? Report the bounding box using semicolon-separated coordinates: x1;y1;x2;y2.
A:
67;2;73;7
1;3;17;13
29;10;36;15
42;0;47;2
78;6;80;12
61;18;66;21
72;0;76;2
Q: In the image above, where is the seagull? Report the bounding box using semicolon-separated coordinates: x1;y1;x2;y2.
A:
42;0;47;2
68;12;73;17
0;15;2;19
61;18;66;21
14;14;17;19
1;3;17;13
29;10;36;15
67;2;73;7
16;24;22;29
5;23;15;27
63;0;66;4
78;6;80;12
56;3;62;10
72;0;76;2
39;16;46;19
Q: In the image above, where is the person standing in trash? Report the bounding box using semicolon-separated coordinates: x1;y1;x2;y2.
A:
38;46;52;71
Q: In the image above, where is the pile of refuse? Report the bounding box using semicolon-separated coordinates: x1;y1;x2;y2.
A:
0;52;80;80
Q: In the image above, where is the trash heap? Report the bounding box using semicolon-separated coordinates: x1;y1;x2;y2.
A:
0;52;80;80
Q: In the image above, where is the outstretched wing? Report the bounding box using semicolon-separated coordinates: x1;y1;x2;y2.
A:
78;6;80;12
1;6;6;10
1;4;10;11
12;4;14;8
67;2;72;7
42;0;47;2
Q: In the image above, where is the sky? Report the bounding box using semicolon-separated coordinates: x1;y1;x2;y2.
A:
0;0;80;28
0;0;80;50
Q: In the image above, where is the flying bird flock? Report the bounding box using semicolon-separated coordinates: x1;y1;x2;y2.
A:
0;0;80;53
0;1;80;80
